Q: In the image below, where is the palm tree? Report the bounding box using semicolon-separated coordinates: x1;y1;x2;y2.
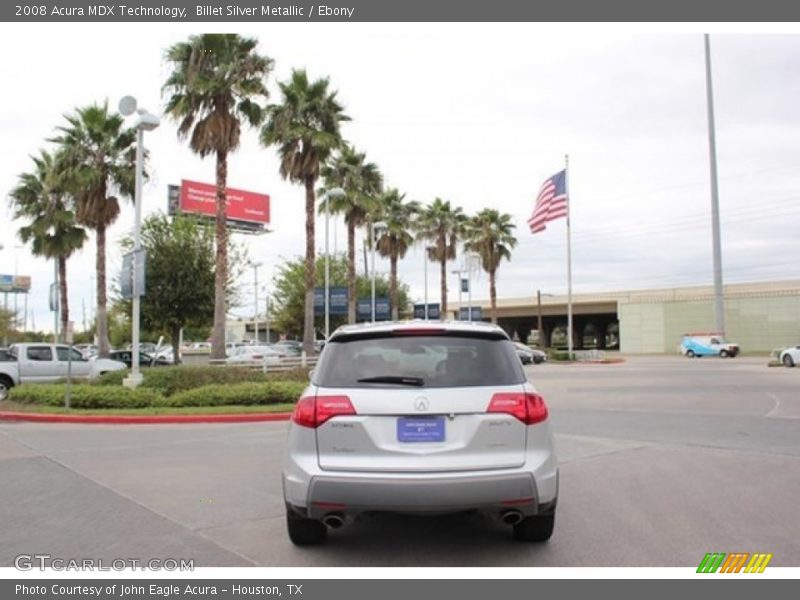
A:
375;189;420;320
9;150;87;340
464;209;517;323
261;69;349;354
52;103;137;357
163;34;273;360
319;145;383;323
417;198;466;318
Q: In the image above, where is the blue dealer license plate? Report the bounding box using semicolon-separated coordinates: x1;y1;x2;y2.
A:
397;416;445;443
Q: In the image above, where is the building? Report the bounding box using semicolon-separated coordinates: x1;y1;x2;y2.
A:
472;279;800;354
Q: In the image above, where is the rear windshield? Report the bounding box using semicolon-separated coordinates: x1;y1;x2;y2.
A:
314;334;525;388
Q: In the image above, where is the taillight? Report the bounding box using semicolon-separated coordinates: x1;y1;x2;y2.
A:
292;395;355;428
487;392;548;425
391;327;446;336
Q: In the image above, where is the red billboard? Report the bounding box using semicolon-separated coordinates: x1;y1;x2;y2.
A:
179;180;270;225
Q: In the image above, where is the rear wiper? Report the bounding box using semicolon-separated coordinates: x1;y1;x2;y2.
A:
356;375;425;386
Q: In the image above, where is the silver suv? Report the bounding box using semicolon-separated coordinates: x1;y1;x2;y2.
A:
282;321;558;545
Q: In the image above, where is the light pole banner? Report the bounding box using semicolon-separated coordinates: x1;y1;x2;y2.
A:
2;0;798;21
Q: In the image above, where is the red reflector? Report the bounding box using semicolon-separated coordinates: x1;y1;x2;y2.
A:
392;327;446;336
488;392;548;425
312;501;348;509
292;395;355;428
501;497;535;506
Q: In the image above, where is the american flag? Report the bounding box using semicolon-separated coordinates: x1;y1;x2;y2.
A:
528;169;568;234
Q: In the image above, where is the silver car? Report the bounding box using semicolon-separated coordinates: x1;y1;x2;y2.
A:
282;321;558;545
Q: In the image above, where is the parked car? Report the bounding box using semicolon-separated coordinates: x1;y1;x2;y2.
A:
274;340;303;356
225;345;282;366
680;334;740;358
108;350;169;368
282;321;558;545
0;344;126;401
514;342;546;365
779;345;800;367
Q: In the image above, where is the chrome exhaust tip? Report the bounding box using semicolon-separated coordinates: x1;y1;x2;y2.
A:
322;513;345;529
501;510;523;526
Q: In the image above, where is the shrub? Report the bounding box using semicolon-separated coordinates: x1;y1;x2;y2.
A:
9;384;162;409
162;381;306;407
547;350;574;361
93;366;309;396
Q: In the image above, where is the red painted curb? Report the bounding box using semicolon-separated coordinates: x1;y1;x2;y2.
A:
0;411;293;425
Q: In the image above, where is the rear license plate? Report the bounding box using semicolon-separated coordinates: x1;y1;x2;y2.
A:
397;416;445;443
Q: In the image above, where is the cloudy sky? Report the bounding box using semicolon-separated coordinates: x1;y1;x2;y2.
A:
1;23;799;333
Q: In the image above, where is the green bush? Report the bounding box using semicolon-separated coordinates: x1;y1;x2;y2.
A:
9;384;162;409
547;350;574;361
162;381;306;407
93;366;309;396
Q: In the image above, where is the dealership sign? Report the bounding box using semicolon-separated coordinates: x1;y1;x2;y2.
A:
168;180;270;233
0;274;31;293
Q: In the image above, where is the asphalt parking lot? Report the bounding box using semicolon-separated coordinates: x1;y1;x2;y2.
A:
1;355;798;567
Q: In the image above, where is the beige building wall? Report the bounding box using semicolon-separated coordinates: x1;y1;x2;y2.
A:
621;293;800;354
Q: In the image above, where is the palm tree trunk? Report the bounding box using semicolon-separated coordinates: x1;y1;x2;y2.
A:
303;176;317;355
490;268;498;324
58;256;69;342
347;220;356;324
211;149;229;360
390;251;399;321
171;324;181;365
95;223;110;357
439;235;448;316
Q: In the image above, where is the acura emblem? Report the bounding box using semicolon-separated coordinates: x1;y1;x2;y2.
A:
414;397;430;411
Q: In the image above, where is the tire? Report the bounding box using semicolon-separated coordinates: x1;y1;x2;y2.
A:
286;509;327;546
686;350;695;358
720;349;729;358
513;512;555;542
783;354;796;368
0;376;12;402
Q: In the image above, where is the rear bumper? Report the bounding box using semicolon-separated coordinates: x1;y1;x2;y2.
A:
284;461;558;519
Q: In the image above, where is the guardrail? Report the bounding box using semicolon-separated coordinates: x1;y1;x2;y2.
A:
208;354;319;373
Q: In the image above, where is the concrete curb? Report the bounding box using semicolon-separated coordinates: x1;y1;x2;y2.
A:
0;411;293;425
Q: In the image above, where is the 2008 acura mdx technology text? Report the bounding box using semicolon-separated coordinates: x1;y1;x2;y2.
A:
281;321;558;545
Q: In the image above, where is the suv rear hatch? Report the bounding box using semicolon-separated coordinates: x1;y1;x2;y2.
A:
306;328;536;473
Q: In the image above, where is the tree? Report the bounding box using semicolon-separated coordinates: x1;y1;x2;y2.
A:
9;150;87;340
319;144;383;323
118;213;248;360
51;102;137;357
417;198;466;317
261;69;349;354
375;189;420;320
464;209;517;324
163;33;273;360
270;255;410;338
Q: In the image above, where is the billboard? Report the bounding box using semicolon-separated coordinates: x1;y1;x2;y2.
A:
458;306;483;321
0;274;31;293
168;180;270;232
413;303;441;319
357;297;391;321
314;286;348;316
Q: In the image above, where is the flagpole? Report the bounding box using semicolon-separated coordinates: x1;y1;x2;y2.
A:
565;154;574;359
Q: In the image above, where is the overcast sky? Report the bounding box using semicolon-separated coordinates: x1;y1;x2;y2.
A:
2;23;800;333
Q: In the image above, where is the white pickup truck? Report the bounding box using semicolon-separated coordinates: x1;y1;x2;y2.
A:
0;343;126;401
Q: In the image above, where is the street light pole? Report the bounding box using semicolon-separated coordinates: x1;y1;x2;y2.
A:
119;96;159;389
250;261;262;342
265;291;271;343
452;269;464;320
